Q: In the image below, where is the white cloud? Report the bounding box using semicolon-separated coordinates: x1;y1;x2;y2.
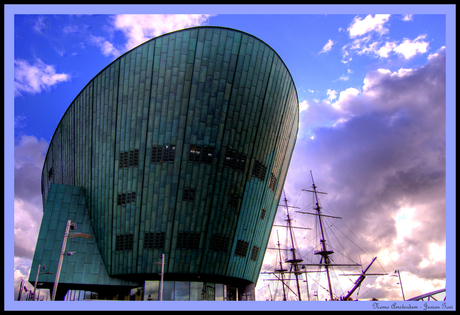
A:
332;87;360;110
299;100;309;112
14;58;70;97
89;35;122;58
319;39;334;54
87;14;214;59
393;35;429;59
348;14;391;38
342;35;429;60
402;14;413;21
326;89;337;102
33;16;46;34
376;41;398;58
111;14;214;52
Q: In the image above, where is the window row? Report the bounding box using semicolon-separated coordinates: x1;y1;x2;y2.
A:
115;233;258;260
116;190;240;207
144;281;239;301
144;232;166;250
268;173;277;192
188;146;214;164
117;192;136;205
151;145;176;163
224;149;246;172
119;150;139;168
252;160;267;181
119;146;247;170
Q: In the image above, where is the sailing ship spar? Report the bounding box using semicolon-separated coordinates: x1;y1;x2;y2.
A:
261;171;385;301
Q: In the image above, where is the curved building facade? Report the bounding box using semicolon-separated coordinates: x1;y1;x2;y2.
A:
29;26;299;301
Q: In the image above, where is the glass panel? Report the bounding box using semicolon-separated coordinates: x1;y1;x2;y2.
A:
84;291;98;300
227;286;237;301
130;287;143;300
204;283;215;301
174;282;190;301
163;281;175;301
144;280;159;301
190;282;203;301
215;283;224;301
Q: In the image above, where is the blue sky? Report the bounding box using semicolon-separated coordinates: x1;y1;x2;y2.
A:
6;4;455;310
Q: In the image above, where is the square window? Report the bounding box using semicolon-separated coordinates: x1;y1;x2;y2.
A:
183;189;195;201
234;240;249;257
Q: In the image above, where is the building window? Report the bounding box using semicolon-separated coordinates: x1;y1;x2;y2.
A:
226;194;240;214
163;145;175;162
143;280;246;301
144;232;165;249
119;150;139;168
234;240;249;257
260;209;266;220
189;146;214;164
48;167;53;180
250;246;259;261
224;150;246;172
209;235;230;252
177;232;200;249
117;192;136;205
268;173;277;192
151;145;175;163
183;189;195;201
115;234;134;251
252;161;267;181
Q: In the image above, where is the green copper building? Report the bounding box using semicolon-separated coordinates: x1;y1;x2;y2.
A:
29;26;299;301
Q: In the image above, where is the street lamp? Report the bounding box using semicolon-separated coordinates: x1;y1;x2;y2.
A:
33;264;53;301
154;254;165;301
392;270;405;301
51;220;91;301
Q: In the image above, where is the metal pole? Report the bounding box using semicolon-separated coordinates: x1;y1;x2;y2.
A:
397;270;405;301
311;171;334;301
33;264;41;301
52;220;71;301
17;278;24;301
304;270;311;301
160;254;164;301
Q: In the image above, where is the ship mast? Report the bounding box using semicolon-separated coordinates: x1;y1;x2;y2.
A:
282;193;304;301
263;193;310;301
262;171;382;301
274;231;288;301
307;170;334;300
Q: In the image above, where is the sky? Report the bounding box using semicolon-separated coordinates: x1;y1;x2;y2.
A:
6;4;456;311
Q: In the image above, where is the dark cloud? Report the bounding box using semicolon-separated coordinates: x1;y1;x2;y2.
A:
281;47;446;297
14;135;48;261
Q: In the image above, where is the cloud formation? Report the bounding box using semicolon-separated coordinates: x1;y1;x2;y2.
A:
86;14;215;59
14;58;70;97
341;15;430;62
14;135;48;260
111;14;214;52
283;47;446;299
348;14;391;38
319;39;334;54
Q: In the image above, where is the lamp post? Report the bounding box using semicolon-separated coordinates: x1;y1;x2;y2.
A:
392;270;405;301
154;254;165;301
33;264;53;301
51;220;91;301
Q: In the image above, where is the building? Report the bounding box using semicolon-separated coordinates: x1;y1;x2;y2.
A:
28;26;299;301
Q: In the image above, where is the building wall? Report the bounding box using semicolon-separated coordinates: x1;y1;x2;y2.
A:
40;26;299;286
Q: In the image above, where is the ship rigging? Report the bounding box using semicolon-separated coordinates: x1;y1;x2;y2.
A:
261;171;387;301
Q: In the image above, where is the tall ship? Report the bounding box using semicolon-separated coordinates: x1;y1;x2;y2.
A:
261;171;387;301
